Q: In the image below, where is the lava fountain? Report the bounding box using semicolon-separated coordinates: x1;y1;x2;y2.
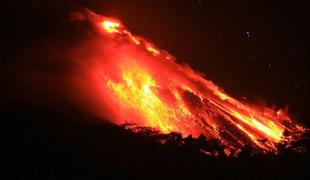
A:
80;10;305;155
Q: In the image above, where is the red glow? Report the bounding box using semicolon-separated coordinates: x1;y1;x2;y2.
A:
85;11;305;155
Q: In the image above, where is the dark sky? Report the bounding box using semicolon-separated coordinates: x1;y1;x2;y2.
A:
2;0;309;125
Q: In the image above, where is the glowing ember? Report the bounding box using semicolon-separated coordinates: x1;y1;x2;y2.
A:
85;10;305;155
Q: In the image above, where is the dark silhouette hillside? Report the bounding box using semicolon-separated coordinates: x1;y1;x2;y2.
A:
0;105;309;179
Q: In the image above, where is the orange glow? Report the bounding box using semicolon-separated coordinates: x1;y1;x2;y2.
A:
146;44;160;56
87;12;306;155
107;66;192;134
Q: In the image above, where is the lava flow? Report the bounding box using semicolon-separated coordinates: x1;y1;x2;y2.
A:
83;10;305;155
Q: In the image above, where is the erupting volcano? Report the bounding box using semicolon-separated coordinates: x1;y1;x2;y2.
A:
80;10;305;155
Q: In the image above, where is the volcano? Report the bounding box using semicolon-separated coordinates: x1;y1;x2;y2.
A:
74;10;306;156
1;1;310;179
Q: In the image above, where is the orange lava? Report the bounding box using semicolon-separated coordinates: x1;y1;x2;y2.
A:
86;10;305;155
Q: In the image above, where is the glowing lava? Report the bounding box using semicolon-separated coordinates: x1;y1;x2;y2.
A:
101;20;121;33
85;10;305;155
